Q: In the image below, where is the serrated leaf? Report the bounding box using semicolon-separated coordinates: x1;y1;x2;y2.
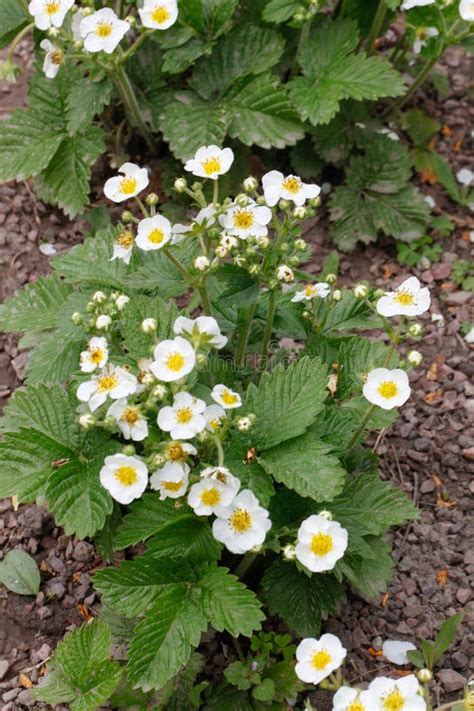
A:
336;336;397;398
261;560;345;637
244;356;328;449
66;77;113;133
262;0;301;23
165;652;205;711
128;235;199;296
161;94;229;161
114;493;184;549
0;275;73;332
224;440;275;507
120;294;178;360
162;38;208;74
412;148;460;202
0;549;41;595
35;620;121;711
52;228;128;289
145;516;222;563
340;536;393;597
199;565;264;637
258;433;346;502
0;0;30;48
347;135;412;193
26;327;84;385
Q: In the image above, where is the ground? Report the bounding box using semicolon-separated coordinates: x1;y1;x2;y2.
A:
0;37;472;711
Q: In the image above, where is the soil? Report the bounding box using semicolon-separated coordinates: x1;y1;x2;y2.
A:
0;36;472;711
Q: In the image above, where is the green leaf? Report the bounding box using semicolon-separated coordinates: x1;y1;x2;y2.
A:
258;433;346;502
289;19;404;125
224;441;275;507
35;620;121;711
25;327;84;385
0;549;40;595
52;228;128;289
0;0;30;48
199;565;264;637
94;557;195;618
162;38;208;74
262;0;301;23
243;356;328;449
162;652;205;711
114;493;184;549
161;94;229;161
401;108;440;146
412;148;460;203
347;134;413;194
120;294;178;360
407;649;425;669
145;516;222;563
66;77;113;133
340;536;394;597
336;336;397;398
432;613;463;665
261;560;345;637
127;239;199;296
0;275;73;332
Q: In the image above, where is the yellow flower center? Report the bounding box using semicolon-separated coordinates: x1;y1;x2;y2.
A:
50;49;63;65
96;21;114;38
121;407;140;424
221;390;238;406
45;1;59;15
162;480;183;492
348;702;366;711
176;407;193;424
89;348;104;364
282;176;302;194
148;228;165;245
304;285;316;297
166;352;185;372
229;508;252;533
209;418;221;431
202;157;221;175
233;210;254;230
201;487;221;506
310;532;334;556
166;442;186;461
377;381;398;399
311;649;331;670
382;689;405;711
117;230;134;248
151;5;170;23
417;28;427;40
115;465;138;486
97;374;119;392
394;289;415;306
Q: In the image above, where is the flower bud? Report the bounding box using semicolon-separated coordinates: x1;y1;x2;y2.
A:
237;416;253;432
124;14;136;27
71;311;83;325
79;413;96;429
283;544;297;560
146;192;159;206
48;26;60;37
235;193;249;207
93;290;107;304
140;372;154;386
293;10;306;22
141;318;157;333
256;235;270;249
191;181;202;192
103;415;116;428
121;210;134;224
196;353;208;367
215;245;228;258
276;265;294;283
81;6;92;15
278;199;289;210
0;59;21;84
243;176;258;192
256;196;267;206
96;314;112;330
318;510;333;520
354;284;368;299
86;302;95;313
249;265;261;276
308;196;321;208
220;234;238;250
303;310;311;320
122;444;136;456
73;40;83;50
373;288;385;298
292;206;307;220
152;454;166;467
152;384;168;400
294;238;307;251
332;289;342;302
417;669;432;683
408;323;423;337
407;350;423;367
115;294;130;311
289;255;300;266
194;255;210;271
326;273;337;284
174;177;187;193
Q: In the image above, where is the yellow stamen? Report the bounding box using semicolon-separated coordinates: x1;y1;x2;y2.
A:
148;228;165;245
229;508;252;533
89;348;104;364
394;289;415;306
50;49;63;65
97;374;118;392
115;466;138;486
202;157;221;176
117;229;134;248
166;352;185;372
119;176;137;194
282;176;302;194
121;407;140;424
382;688;405;711
162;480;183;492
348;702;366;711
304;285;316;297
310;532;333;556
151;5;170;23
311;649;331;670
221;390;238;406
166;442;186;461
96;21;114;38
201;487;221;507
45;1;59;15
233;210;254;230
209;418;221;431
377;381;398;399
176;407;193;424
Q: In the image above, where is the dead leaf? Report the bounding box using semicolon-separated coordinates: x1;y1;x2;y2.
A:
368;647;383;657
432;473;442;489
424;390;443;404
426;362;439;381
383;263;398;279
71;572;82;584
453;139;462;154
19;674;33;689
244;448;256;464
436;569;449;587
76;603;93;621
327;373;338;397
52;458;70;469
11;495;19;512
420;169;438;185
381;592;389;608
436;492;457;509
441;125;453;137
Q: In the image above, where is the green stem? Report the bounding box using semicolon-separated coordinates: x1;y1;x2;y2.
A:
365;0;387;55
233;552;258;579
7;22;34;63
434;703;462;711
212;179;219;206
162;247;193;282
134;196;148;218
235;295;259;368
258;290;277;373
392;54;439;112
212;436;224;467
346;403;377;451
289;21;310;78
197;280;212;316
113;64;157;152
120;31;150;62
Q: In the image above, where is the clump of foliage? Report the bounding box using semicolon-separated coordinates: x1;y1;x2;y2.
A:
0;150;438;707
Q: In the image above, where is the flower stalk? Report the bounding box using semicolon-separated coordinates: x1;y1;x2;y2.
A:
113;64;157;152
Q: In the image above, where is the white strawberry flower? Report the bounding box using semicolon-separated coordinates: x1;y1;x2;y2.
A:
200;466;241;496
173;316;228;349
401;0;435;8
460;0;474;21
157;391;206;439
79;336;108;373
106;399;148;441
29;0;74;30
332;686;373;711
111;228;134;264
376;276;431;317
219;200;272;239
212;489;271;554
382;640;417;666
80;8;130;54
295;514;348;573
136;215;172;251
150;336;196;382
40;39;64;78
164;440;197;462
295;634;347;685
76;364;137;412
171;206;216;245
104;162;149;202
276;265;294;283
99;454;148;504
211;384;242;409
203;404;226;433
139;0;178;29
413;26;439;54
184;145;234;180
291;282;330;303
150;461;189;499
363;368;411;410
368;675;426;711
262;170;321;207
188;477;236;516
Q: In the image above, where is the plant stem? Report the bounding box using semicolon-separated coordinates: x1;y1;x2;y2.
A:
113;64;157;152
235;296;259;368
392;54;439;112
365;0;387;55
212;179;219;206
289;21;310;78
134;196;148;217
346;403;377;451
212;436;224;467
233;552;258;579
162;247;192;282
434;703;463;711
258;290;277;373
197;281;212;316
7;22;34;63
120;31;150;62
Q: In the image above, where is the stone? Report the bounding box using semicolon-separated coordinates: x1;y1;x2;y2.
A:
437;669;466;693
73;541;94;562
456;588;472;605
0;660;9;680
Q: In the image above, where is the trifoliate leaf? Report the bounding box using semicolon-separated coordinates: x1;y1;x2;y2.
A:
339;536;394;597
336;336;397;398
161;94;229;161
258;433;346;502
34;620;121;710
52;228;128;289
25;326;84;386
0;0;30;48
145;516;222;563
0;549;40;595
262;0;302;23
114;494;184;549
261;560;345;637
66;77;113;134
0;275;73;332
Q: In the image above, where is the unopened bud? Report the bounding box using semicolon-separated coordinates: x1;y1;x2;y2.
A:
235;193;249;207
276;265;294;283
292;206;306;220
152;453;166;467
152;384;168;399
332;289;342;302
194;255;210;271
256;196;267;206
318;510;333;520
73;40;83;50
215;245;228;258
417;669;432;683
115;294;130;311
354;284;368;299
408;323;423;337
103;415;116;428
122;444;136;456
174;177;187;193
47;27;59;38
278;199;289;210
196;353;208;366
71;311;83;325
289;255;300;266
374;288;385;298
79;413;96;429
303;310;311;320
124;14;136;27
146;192;159;206
283;544;297;560
191;181;202;192
237;416;253;432
294;238;307;251
96;314;112;330
308;196;321;208
256;235;270;249
243;176;258;192
326;273;337;284
121;210;134;223
407;350;423;367
93;290;107;304
141;318;157;333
